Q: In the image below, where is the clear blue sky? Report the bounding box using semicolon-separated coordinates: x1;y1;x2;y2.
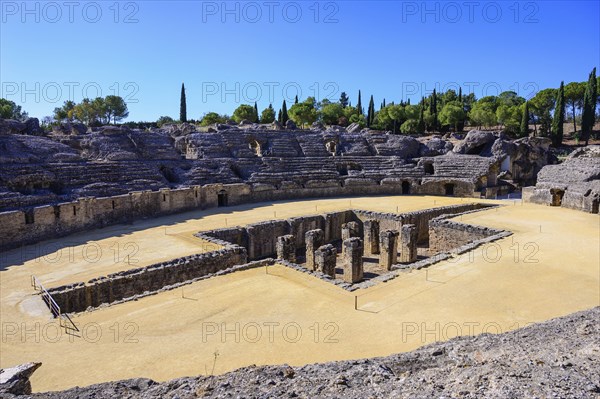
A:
1;0;599;121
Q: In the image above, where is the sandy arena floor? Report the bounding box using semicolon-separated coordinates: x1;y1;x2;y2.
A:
0;195;598;392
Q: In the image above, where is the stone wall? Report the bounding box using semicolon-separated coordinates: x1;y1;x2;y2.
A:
199;211;354;261
47;245;247;314
39;203;510;315
355;203;493;244
0;182;485;251
428;216;506;254
196;204;494;263
524;148;600;214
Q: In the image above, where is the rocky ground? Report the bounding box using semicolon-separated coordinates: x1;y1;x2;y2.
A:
2;307;598;399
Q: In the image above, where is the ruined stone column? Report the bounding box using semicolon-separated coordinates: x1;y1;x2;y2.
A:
379;230;399;271
315;244;337;278
276;235;296;263
363;219;380;255
342;237;363;283
399;224;418;263
305;229;324;271
341;221;359;241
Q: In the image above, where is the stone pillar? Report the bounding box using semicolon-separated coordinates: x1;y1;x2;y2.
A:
342;237;363;283
305;229;324;271
363;219;380;255
399;224;418;263
276;235;296;263
379;230;399;271
315;244;337;278
341;221;359;241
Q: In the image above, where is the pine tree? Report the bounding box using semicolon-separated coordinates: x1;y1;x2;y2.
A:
581;67;597;145
254;102;259;123
520;101;530;138
281;100;289;124
357;90;363;116
339;92;349;108
551;82;565;146
367;95;375;127
180;83;187;123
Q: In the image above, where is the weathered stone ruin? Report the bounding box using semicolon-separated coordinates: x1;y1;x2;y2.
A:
399;224;418;263
276;235;296;263
341;221;360;240
37;202;512;315
342;238;364;283
379;230;399;271
0;123;551;250
363;219;380;255
314;244;337;278
524;145;600;213
305;229;324;271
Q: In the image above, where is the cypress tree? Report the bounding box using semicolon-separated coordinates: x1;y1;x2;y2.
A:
382;98;386;108
367;95;375;127
254;102;259;123
281;100;289;124
294;95;299;104
357;90;363;116
551;82;565;146
581;67;597;145
407;98;411;105
430;89;438;132
458;87;462;103
180;83;187;123
278;109;282;124
417;101;425;134
520;101;530;138
339;92;349;108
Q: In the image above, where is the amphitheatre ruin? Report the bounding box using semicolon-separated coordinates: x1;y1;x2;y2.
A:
0;119;599;397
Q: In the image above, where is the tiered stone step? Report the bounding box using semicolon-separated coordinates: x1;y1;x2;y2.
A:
338;134;374;156
365;133;422;158
185;159;245;185
429;155;495;182
81;130;181;161
220;132;258;158
46;162;168;188
295;133;331;157
248;158;339;185
186;133;232;158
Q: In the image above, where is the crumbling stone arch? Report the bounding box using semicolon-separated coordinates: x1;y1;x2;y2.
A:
325;140;337;156
424;162;434;175
249;140;262;157
550;189;564;206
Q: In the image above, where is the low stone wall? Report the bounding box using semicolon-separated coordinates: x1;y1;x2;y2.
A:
0;178;481;252
46;245;247;314
356;203;493;244
199;211;354;261
525;182;600;214
428;212;508;254
562;183;600;213
198;204;494;263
